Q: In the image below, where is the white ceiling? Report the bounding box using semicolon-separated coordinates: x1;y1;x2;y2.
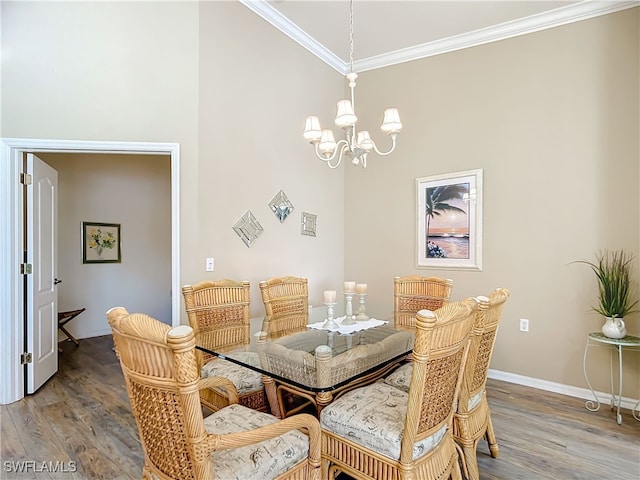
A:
240;0;639;73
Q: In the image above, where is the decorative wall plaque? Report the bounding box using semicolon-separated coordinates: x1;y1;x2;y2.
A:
269;189;294;223
233;210;264;247
300;212;317;237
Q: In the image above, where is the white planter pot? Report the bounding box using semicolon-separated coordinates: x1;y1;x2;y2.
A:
602;316;626;339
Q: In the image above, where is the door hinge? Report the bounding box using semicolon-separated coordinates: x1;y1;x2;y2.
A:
20;263;33;275
20;352;33;365
20;173;32;185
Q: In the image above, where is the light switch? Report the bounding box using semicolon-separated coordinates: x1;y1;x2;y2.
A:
205;257;215;272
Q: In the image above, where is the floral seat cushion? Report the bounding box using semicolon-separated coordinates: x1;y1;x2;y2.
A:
384;363;484;410
467;390;484;411
201;351;263;395
383;363;413;392
320;382;447;461
206;404;309;480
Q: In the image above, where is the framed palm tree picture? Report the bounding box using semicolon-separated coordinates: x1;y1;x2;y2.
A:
416;169;483;270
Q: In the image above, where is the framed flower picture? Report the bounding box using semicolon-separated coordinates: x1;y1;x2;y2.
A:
416;169;483;270
82;222;121;263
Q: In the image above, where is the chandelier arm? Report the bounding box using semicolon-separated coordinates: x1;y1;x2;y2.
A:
328;146;347;169
368;135;398;157
312;139;349;167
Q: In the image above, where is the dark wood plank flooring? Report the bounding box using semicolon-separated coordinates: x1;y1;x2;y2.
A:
1;335;638;479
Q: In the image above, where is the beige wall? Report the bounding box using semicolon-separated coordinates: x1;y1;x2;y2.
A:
38;153;172;335
2;1;639;397
346;9;640;396
189;1;345;314
1;0;346;319
1;0;202;316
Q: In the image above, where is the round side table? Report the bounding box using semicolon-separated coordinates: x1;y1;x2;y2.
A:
582;332;640;425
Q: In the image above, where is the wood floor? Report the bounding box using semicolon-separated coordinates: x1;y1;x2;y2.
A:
2;335;639;480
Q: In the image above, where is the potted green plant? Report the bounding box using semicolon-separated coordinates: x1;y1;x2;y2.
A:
574;249;638;338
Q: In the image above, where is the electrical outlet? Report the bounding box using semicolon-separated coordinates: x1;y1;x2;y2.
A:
519;318;529;332
205;257;215;272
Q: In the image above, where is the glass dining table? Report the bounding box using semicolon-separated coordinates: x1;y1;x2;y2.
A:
196;305;415;418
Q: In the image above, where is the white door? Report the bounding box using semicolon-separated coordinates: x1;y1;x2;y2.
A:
26;153;58;393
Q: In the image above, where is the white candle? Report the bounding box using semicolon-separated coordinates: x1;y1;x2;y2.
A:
344;281;356;293
323;290;337;303
356;283;367;294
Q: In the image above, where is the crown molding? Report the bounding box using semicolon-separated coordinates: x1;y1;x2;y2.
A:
241;0;639;75
355;0;640;72
239;0;344;73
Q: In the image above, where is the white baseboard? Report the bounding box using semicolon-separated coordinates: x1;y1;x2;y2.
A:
488;369;639;412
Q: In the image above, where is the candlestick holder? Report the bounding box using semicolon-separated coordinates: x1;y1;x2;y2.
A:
356;293;369;321
323;302;340;330
343;293;356;325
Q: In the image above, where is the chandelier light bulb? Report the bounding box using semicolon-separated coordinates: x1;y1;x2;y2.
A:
318;130;337;157
335;99;357;128
356;131;374;152
303;116;322;143
381;108;402;134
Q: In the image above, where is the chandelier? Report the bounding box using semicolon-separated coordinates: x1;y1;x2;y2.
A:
303;0;402;169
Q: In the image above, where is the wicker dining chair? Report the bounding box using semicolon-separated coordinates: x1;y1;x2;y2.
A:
452;288;510;480
108;307;322;480
259;276;311;417
259;276;309;340
182;280;268;413
394;276;454;329
320;297;478;480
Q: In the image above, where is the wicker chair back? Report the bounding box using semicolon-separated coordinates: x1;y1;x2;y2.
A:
453;288;510;480
394;275;454;329
259;276;309;339
108;307;213;479
182;279;250;363
320;297;478;480
108;307;322;480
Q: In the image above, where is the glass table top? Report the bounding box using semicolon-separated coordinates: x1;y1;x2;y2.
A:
196;305;414;392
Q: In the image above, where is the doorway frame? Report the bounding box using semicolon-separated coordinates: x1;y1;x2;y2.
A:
0;138;180;405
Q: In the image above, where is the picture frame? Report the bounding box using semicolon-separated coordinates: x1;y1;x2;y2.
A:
82;222;121;264
416;169;483;270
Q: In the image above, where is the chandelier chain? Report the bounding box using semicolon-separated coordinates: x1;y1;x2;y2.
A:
349;0;354;73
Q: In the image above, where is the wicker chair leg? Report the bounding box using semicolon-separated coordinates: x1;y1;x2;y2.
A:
263;376;284;418
454;442;469;480
322;458;334;480
485;417;500;458
452;453;464;480
142;463;154;480
461;443;480;480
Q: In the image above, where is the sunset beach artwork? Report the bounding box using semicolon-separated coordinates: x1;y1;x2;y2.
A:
426;187;470;259
416;170;483;270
